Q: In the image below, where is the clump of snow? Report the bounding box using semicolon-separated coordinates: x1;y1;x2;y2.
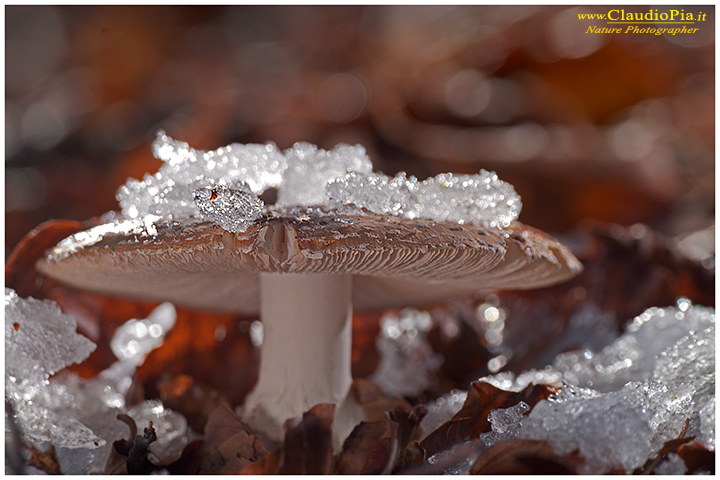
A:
475;299;715;474
328;170;522;228
5;291;191;473
116;132;521;233
420;389;468;438
117;131;285;222
369;308;442;397
277;142;373;206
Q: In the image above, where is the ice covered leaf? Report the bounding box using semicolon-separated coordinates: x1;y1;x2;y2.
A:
419;390;468;438
193;184;264;233
469;439;586;475
277;142;372;206
5;288;95;385
368;309;441;398
117;131;285;221
516;322;715;474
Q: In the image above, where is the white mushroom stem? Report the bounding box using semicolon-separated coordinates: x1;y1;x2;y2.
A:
241;271;364;449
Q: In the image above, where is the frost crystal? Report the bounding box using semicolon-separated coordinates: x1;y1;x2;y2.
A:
481;401;530;446
328;169;522;228
369;308;442;397
278;142;372;206
5;288;96;385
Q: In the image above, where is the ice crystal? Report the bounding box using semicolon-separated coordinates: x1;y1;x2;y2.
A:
127;400;191;464
193;183;264;232
328;169;522;228
481;401;530;446
5;288;96;385
369;308;442;397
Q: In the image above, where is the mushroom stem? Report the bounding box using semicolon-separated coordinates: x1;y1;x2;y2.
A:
241;271;362;448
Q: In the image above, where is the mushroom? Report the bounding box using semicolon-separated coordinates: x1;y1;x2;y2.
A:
36;135;582;449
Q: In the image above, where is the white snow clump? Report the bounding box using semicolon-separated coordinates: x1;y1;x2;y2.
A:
116;131;521;232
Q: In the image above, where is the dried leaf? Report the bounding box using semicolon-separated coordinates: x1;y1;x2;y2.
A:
105;414;157;475
168;401;267;474
420;381;554;457
24;442;61;475
676;441;715;475
470;439;585;474
334;420;396;474
156;374;229;433
334;403;427;475
277;403;335;475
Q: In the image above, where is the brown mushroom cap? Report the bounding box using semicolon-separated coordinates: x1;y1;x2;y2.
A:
37;206;582;314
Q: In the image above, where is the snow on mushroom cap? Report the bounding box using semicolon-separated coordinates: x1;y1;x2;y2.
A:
116;132;522;232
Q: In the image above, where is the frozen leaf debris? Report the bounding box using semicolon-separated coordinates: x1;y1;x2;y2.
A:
328;170;522;228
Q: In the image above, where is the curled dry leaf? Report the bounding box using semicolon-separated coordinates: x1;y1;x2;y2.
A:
334;402;428;475
469;438;586;474
105;414;158;475
676;441;715;475
420;381;555;458
238;403;335;475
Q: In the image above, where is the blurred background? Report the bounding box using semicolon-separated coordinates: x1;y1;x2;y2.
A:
5;5;715;259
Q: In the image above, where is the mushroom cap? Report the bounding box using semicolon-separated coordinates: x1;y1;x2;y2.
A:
36;207;582;314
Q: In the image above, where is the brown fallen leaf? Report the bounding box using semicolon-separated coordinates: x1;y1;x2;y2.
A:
278;403;335;475
24;442;61;475
420;381;555;458
168;401;267;474
334;403;427;475
676;441;715;475
469;438;585;474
